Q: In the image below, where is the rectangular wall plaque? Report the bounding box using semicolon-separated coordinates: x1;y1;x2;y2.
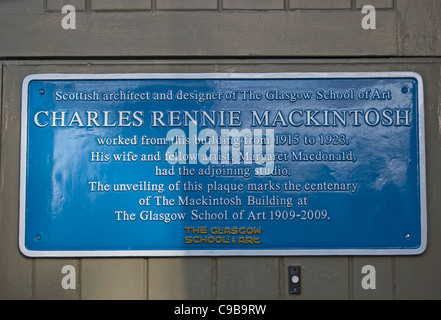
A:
19;72;427;257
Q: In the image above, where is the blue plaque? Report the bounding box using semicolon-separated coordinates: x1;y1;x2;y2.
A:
19;73;427;256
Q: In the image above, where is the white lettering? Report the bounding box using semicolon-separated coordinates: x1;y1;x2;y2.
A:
61;5;76;30
361;5;376;30
361;265;376;290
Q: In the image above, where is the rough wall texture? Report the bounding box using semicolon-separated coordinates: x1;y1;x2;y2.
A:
1;0;440;57
1;0;440;300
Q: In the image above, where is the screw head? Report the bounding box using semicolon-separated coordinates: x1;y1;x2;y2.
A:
38;89;45;95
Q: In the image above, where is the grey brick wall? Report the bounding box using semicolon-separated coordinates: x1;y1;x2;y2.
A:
42;0;394;12
0;0;44;14
290;0;352;10
4;0;438;58
91;0;152;11
46;0;87;12
157;0;218;11
222;0;285;10
42;0;397;12
355;0;394;9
